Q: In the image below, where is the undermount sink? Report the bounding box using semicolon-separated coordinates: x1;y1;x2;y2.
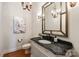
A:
38;40;51;44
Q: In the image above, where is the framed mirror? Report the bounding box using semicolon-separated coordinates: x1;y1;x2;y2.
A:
42;2;68;37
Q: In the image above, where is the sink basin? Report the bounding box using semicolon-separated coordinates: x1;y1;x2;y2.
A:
38;40;51;44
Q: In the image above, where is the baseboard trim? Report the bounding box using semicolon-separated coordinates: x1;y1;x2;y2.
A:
1;48;18;57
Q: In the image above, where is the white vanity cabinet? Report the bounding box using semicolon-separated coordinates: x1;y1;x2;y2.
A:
31;40;65;57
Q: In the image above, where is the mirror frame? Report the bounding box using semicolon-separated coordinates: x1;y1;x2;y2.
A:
42;2;68;37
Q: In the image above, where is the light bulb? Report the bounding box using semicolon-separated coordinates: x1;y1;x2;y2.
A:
51;10;58;18
51;10;53;13
29;2;32;5
56;9;61;13
42;14;45;17
37;12;42;19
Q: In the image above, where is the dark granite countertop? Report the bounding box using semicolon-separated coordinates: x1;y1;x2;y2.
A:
31;37;73;55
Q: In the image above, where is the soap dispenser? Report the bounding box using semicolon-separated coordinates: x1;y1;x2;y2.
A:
54;36;58;43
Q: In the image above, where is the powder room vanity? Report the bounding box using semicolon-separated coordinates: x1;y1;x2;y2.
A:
31;36;74;57
30;2;77;57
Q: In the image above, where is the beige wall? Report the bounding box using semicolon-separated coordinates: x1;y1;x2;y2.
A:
0;3;3;54
68;3;79;55
32;2;45;37
32;2;79;56
1;2;32;53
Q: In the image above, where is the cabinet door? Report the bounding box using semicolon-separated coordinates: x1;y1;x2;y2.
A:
31;41;56;57
31;42;47;57
31;43;47;57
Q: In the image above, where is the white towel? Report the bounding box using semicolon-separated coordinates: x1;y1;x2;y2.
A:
65;49;73;57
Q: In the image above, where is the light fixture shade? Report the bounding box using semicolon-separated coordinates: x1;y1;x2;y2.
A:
70;2;77;7
21;2;32;11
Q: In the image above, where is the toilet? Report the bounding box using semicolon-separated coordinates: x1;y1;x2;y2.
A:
21;43;31;54
22;43;31;50
18;39;31;50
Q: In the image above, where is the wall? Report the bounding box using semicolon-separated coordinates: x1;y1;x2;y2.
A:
68;3;79;55
32;2;79;56
0;3;3;56
32;2;45;37
1;2;32;53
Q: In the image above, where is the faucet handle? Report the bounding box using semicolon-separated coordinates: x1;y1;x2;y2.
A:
54;36;58;42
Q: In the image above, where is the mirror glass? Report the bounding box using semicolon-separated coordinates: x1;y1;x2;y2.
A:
42;2;68;37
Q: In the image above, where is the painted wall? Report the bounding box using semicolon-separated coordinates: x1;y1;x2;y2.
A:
0;3;3;55
32;2;79;56
32;2;45;37
1;2;32;53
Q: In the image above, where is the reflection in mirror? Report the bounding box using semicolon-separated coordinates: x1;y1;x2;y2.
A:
42;2;68;37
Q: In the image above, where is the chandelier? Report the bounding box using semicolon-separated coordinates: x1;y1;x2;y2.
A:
51;3;61;18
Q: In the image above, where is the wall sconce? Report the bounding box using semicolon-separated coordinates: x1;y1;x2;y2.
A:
38;15;42;19
37;14;45;19
21;2;32;11
69;2;77;7
37;12;43;19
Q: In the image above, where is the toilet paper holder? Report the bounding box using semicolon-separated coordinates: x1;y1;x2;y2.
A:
18;39;23;43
